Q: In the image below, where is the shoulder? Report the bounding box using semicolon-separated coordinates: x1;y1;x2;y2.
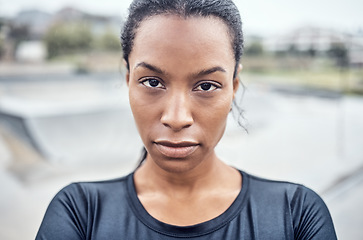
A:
46;174;132;224
54;175;129;203
36;174;132;239
66;175;129;196
47;175;130;214
243;171;328;213
244;172;326;207
245;172;313;200
241;171;337;239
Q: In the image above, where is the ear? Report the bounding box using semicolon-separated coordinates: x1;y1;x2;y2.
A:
126;71;130;86
233;63;242;99
124;59;130;86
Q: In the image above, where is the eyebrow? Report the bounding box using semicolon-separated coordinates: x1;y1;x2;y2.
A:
134;62;226;78
191;66;227;78
135;62;164;74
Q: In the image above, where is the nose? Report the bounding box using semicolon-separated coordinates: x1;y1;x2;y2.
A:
161;92;194;131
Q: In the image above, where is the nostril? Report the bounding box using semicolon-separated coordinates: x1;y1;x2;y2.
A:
161;94;193;131
161;110;193;131
161;117;193;131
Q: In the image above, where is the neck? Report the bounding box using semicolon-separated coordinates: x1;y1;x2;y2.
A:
134;153;237;198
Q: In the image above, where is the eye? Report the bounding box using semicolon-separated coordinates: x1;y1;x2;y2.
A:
194;82;219;92
141;78;164;89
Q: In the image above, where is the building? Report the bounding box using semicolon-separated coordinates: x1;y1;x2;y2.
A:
263;26;363;66
12;9;52;40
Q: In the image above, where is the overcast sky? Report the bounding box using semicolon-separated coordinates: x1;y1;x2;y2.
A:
1;0;362;36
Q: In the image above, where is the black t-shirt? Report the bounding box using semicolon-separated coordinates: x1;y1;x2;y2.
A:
36;170;337;239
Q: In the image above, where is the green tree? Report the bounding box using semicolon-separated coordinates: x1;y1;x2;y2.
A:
0;21;4;58
306;45;316;58
0;37;4;59
44;22;93;58
328;42;349;67
287;43;299;56
97;29;121;51
8;23;30;52
245;41;264;56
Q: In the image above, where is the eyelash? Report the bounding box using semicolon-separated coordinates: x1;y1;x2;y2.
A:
193;82;220;92
140;78;221;92
140;78;165;89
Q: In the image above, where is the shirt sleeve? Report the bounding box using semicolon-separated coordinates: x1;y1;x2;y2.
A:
35;183;88;240
291;185;337;240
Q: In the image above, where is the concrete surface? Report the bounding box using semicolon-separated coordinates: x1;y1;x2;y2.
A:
0;73;362;239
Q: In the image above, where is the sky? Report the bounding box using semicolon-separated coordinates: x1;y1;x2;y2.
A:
0;0;362;36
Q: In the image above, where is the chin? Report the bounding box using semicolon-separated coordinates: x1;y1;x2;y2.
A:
150;155;203;174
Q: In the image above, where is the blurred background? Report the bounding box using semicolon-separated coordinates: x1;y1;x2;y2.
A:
0;0;362;239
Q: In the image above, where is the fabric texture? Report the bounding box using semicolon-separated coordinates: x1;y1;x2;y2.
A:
36;170;337;239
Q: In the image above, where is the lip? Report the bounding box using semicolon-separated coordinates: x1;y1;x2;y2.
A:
154;140;199;158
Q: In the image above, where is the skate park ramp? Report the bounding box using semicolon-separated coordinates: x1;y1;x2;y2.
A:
0;104;139;164
0;74;141;170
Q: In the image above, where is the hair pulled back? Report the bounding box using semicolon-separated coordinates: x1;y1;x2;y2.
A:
121;0;246;165
121;0;243;78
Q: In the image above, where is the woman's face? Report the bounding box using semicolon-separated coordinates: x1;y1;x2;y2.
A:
127;15;240;173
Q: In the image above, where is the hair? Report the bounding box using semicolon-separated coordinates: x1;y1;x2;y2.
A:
121;0;243;78
120;0;246;165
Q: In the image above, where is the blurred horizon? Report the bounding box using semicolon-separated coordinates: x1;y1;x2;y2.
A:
1;0;362;36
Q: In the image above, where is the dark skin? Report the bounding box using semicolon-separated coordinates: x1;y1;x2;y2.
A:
126;15;242;226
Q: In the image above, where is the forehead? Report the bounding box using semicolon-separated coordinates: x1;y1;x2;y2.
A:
129;15;235;73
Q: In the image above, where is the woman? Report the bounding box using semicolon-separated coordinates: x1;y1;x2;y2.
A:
36;0;337;239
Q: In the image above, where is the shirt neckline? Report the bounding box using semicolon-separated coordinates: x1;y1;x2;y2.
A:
126;170;249;237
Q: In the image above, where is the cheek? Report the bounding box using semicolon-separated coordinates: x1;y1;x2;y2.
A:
128;87;156;134
196;93;233;142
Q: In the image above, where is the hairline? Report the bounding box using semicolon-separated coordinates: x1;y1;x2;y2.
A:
125;13;239;76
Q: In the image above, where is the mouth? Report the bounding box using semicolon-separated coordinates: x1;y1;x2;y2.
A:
154;140;199;159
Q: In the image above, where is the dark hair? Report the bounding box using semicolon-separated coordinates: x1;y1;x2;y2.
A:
121;0;246;164
121;0;243;78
